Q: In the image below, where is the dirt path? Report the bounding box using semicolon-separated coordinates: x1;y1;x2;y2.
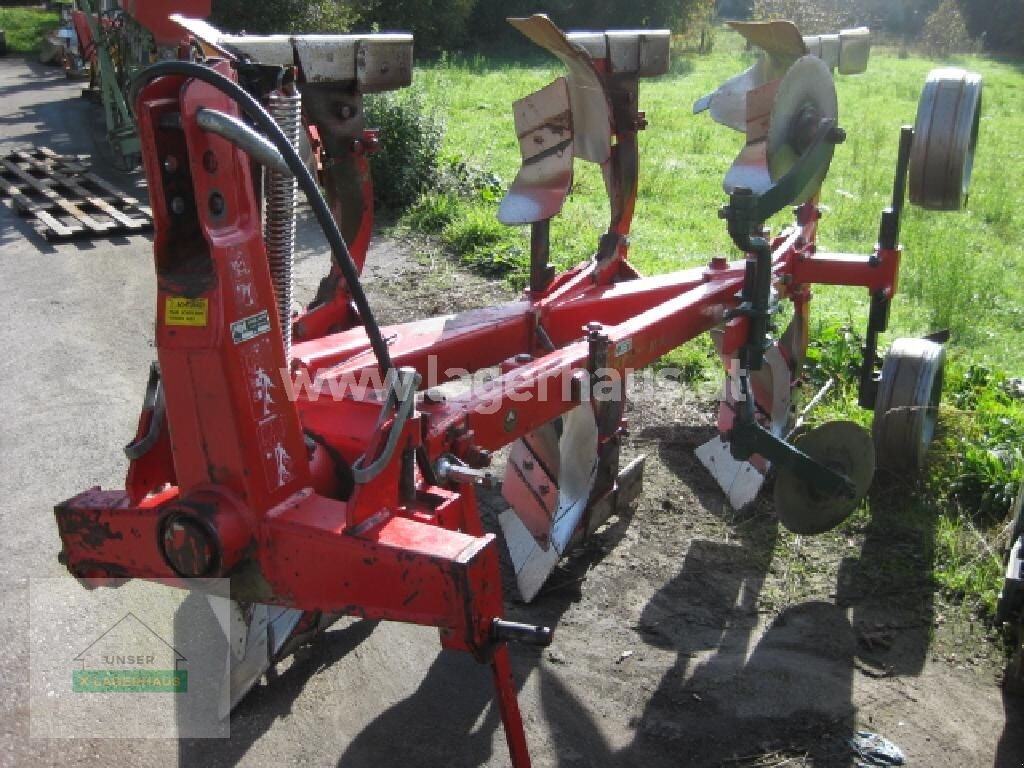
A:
1;54;1021;768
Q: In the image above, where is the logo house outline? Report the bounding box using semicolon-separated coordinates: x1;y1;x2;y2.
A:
72;612;188;693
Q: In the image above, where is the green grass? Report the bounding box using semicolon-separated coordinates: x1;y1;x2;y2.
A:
411;28;1024;370
395;28;1024;628
0;7;60;54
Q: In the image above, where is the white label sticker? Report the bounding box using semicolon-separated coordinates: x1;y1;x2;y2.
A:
231;310;271;344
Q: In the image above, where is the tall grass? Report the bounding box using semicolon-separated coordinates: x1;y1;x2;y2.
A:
411;29;1024;370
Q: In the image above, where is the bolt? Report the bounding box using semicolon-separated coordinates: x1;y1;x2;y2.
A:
710;256;728;270
828;125;847;144
538;484;551;495
522;459;534;471
503;409;517;431
163;156;179;173
202;150;218;174
170;197;185;215
208;192;225;216
718;205;731;220
514;353;533;364
338;104;356;119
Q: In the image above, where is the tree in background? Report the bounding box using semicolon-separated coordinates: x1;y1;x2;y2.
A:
209;0;358;34
921;0;976;56
753;0;1023;55
212;0;717;54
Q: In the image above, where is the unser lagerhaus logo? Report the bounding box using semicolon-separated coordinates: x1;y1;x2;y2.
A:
72;612;187;693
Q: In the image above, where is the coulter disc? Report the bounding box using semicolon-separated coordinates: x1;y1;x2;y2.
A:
774;420;875;535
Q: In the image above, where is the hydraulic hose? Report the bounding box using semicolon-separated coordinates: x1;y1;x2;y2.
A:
130;60;395;378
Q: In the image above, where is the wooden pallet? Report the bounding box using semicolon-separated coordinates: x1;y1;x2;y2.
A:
0;147;152;241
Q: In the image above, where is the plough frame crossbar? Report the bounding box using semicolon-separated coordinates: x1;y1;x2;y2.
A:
52;15;974;768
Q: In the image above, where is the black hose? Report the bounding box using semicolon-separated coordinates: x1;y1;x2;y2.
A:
130;60;395;377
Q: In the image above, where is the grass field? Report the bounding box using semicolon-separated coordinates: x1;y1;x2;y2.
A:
411;30;1024;370
0;6;59;54
392;28;1024;623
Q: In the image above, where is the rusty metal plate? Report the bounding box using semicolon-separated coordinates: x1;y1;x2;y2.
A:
909;67;983;211
508;15;611;165
498;78;574;225
729;20;808;60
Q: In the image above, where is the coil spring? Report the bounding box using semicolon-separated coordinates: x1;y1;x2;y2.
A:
265;89;302;357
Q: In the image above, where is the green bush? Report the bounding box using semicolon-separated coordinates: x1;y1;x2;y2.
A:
209;0;357;34
920;0;978;56
469;0;715;41
360;0;477;54
363;88;445;211
0;7;59;54
937;365;1024;522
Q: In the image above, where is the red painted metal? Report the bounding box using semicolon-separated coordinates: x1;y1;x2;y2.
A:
121;0;211;46
52;38;905;768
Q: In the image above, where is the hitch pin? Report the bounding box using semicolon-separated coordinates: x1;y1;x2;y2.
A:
491;618;553;647
436;456;496;487
196;108;291;176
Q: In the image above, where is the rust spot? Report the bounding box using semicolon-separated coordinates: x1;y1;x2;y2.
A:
55;505;124;551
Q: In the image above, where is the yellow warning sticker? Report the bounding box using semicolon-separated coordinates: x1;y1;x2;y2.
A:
165;297;209;327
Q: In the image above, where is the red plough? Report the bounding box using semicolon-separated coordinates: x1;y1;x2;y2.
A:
55;15;982;766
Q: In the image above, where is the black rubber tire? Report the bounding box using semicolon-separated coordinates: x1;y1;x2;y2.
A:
872;338;945;471
908;67;983;211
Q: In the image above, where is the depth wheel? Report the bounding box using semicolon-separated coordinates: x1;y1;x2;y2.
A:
872;338;945;471
908;67;983;211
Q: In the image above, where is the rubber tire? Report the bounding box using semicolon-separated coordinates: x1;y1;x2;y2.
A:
872;338;945;472
908;67;983;211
